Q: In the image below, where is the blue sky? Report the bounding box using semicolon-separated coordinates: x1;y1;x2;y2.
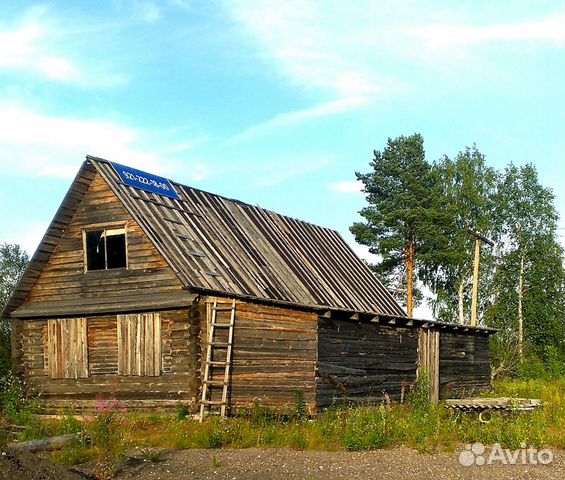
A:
0;1;564;315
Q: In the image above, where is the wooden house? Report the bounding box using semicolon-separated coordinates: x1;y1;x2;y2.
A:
3;156;495;415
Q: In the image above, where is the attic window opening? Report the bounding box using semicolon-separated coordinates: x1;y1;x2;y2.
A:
85;228;127;271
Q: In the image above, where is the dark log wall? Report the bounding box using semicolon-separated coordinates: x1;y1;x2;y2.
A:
24;172;183;308
17;308;200;413
317;319;418;409
439;332;491;397
201;297;318;414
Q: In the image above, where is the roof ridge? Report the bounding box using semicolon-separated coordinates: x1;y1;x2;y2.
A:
86;154;339;234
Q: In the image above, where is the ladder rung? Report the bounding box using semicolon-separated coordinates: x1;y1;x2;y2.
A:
206;361;228;366
201;400;226;405
209;341;232;347
203;379;228;386
210;322;232;327
213;307;233;312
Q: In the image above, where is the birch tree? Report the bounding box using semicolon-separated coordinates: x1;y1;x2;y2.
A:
428;146;497;324
493;164;560;359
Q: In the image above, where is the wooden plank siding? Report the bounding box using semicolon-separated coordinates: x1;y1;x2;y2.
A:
417;329;440;404
117;313;162;377
19;309;200;414
316;318;418;410
200;296;318;414
21;172;184;313
47;318;88;379
439;332;492;398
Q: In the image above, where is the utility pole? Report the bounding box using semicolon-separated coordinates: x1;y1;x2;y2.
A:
468;229;495;327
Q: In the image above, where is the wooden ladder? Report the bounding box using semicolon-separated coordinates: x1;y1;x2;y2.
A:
199;299;236;421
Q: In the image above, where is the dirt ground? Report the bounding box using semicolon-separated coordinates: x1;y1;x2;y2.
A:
114;447;563;480
1;446;563;480
0;446;85;480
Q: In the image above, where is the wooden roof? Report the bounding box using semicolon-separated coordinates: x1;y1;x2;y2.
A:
92;157;406;317
5;156;408;319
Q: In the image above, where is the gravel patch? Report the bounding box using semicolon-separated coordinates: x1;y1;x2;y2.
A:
114;446;564;480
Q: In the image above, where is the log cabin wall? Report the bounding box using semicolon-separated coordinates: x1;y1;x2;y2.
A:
17;308;201;414
200;296;318;414
23;171;184;311
316;318;418;410
439;332;491;398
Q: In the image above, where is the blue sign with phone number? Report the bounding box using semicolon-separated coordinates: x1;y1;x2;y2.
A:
111;161;180;200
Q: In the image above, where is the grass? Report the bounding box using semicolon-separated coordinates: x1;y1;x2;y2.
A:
6;377;563;468
120;377;564;453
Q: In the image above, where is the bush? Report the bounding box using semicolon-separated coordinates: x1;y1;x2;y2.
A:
340;406;396;451
406;370;431;410
88;398;128;479
176;404;190;420
0;372;38;423
0;322;11;378
291;390;307;420
57;408;82;435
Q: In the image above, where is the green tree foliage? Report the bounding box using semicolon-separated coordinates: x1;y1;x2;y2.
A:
351;134;448;315
353;137;564;375
429;146;498;324
0;243;29;375
486;165;564;375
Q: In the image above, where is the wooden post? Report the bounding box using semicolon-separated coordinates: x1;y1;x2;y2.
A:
470;239;481;327
406;239;415;317
418;329;440;404
518;253;525;359
467;229;494;327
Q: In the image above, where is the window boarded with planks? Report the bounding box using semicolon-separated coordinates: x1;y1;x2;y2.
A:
117;313;162;376
47;318;89;379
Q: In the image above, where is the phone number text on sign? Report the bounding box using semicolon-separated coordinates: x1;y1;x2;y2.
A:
120;170;171;191
110;161;181;200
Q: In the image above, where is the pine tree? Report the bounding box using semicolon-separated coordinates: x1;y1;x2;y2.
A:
351;134;446;316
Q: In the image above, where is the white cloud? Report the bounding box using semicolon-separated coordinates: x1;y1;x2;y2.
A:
223;97;369;145
348;241;380;265
227;1;564;95
226;0;384;98
408;15;565;49
0;23;83;83
0;106;173;179
170;159;213;182
0;13;127;87
330;180;363;194
1;24;74;83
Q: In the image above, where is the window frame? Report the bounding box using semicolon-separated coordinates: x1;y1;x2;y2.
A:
82;223;129;273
